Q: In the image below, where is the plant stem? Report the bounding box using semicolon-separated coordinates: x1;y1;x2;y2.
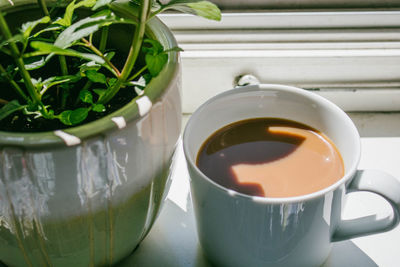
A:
37;0;69;108
82;80;93;92
37;0;50;17
74;80;92;105
0;12;41;104
148;8;163;21
82;38;120;76
120;0;150;82
61;89;68;108
0;98;8;105
15;59;40;103
59;55;68;75
0;63;29;102
37;0;69;76
58;54;68;108
99;0;150;104
99;26;109;52
128;65;147;81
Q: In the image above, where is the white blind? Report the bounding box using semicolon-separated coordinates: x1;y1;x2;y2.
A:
212;0;400;9
160;4;400;113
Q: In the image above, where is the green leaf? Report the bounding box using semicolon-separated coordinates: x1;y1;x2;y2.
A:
111;0;139;21
93;0;114;10
91;8;113;18
40;75;82;94
28;41;105;64
0;44;11;56
86;70;107;84
54;12;129;49
165;46;184;53
0;65;15;82
33;25;63;38
154;0;221;21
129;0;160;12
55;17;104;48
31;75;81;95
142;38;169;77
79;89;93;104
78;55;116;77
45;109;55;119
54;0;76;27
59;107;90;125
55;0;97;27
108;77;117;87
186;1;221;21
30;77;42;87
0;34;24;50
0;100;26;121
92;103;105;112
143;39;164;54
129;0;140;6
79;61;101;72
93;89;107;98
104;51;115;60
26;101;39;113
24;57;46;70
143;73;152;84
145;53;168;77
80;0;98;8
21;16;51;39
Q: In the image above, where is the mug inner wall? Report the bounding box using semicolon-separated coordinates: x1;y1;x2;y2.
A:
184;86;360;198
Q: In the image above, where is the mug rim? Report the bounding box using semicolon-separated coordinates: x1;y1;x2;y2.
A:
183;84;361;204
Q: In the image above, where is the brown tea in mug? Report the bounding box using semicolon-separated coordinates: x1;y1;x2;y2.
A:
196;118;344;198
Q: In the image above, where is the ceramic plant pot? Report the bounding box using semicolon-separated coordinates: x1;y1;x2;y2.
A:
0;1;181;266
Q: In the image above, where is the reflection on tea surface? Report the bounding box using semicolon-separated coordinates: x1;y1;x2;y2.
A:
197;118;344;197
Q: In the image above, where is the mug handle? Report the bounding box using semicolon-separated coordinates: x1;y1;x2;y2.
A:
332;169;400;242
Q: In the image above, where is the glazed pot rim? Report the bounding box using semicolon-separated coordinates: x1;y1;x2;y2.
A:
0;1;179;148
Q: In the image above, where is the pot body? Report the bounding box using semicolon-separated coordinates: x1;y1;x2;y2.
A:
0;2;181;266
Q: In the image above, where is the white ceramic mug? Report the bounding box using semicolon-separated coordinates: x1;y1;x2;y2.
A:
183;84;400;267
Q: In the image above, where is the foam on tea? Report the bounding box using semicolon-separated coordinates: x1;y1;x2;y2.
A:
196;118;344;198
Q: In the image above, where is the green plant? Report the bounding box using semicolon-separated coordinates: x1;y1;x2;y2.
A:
0;0;220;129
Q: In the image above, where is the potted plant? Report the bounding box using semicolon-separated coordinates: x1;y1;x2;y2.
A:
0;0;220;266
